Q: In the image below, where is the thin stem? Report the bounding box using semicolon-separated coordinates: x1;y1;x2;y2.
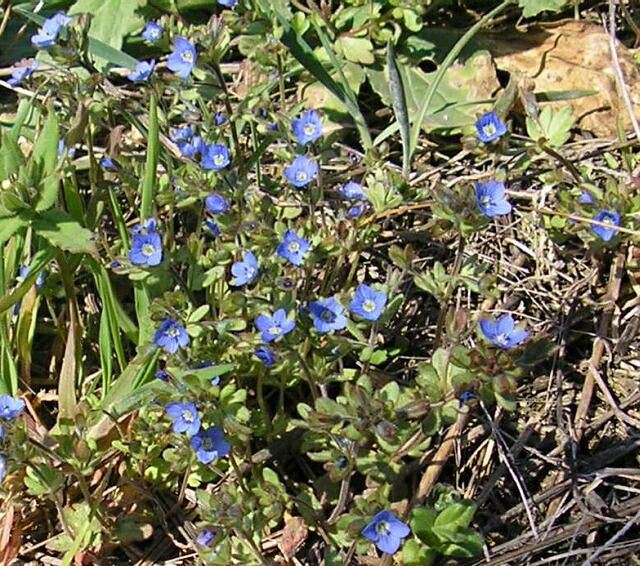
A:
433;236;465;349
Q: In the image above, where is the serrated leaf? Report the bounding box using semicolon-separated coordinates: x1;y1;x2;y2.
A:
33;209;98;256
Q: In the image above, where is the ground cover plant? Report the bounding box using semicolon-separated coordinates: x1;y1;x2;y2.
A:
1;0;640;564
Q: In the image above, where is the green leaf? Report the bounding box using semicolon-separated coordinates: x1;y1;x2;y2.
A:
169;363;234;384
386;41;411;179
434;501;477;530
411;506;439;547
69;0;144;70
526;105;575;147
0;216;27;246
335;36;374;65
33;209;98;256
402;539;436;566
32;111;60;212
0;129;24;181
519;0;568;18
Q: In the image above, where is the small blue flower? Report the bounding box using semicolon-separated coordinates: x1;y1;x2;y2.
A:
214;112;226;125
165;401;200;436
141;21;163;42
31;12;72;48
101;157;116;169
230;251;258;286
579;191;595;204
190;427;230;464
284;155;319;188
277;230;310;266
350;284;387;321
255;309;296;343
155;370;169;381
362;510;411;555
340;181;366;200
255;346;276;367
475;180;512;217
154;319;190;354
479;314;528;350
0;395;25;420
218;0;238;6
204;220;221;236
196;529;215;546
18;265;45;289
133;217;158;234
592;210;620;242
57;140;76;159
205;194;229;214
201;144;230;171
308;297;347;333
171;126;203;158
459;392;477;407
0;455;5;484
292;109;323;145
167;36;197;79
7;61;39;86
127;59;155;82
347;203;367;218
129;231;162;266
475;111;507;143
0;425;3;439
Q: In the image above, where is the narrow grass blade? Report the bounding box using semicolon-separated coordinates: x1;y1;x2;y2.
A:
386;41;411;180
140;92;159;221
0;247;54;316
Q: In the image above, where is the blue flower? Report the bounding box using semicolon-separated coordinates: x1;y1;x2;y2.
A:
362;510;411;555
479;314;528;350
129;231;162;266
167;36;197;79
154;319;190;354
204;220;221;236
475;180;512;217
31;12;72;48
141;21;163;42
155;370;169;381
284;155;319;188
202;144;230;171
57;140;76;158
308;297;347;333
205;194;229;214
196;529;215;546
165;401;200;436
101;157;116;169
350;284;387;321
592;210;620;242
255;346;276;367
218;0;238;6
347;203;367;218
579;191;595;204
292;109;323;145
0;395;25;420
214;112;226;125
133;217;158;234
340;181;366;200
127;59;155;82
7;61;39;86
18;265;45;289
255;309;296;343
277;230;310;266
190;427;230;464
0;455;5;484
230;251;258;286
171;126;203;158
0;426;3;439
475;111;507;143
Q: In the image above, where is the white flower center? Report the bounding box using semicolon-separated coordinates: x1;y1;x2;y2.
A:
181;51;193;63
495;333;508;346
362;299;376;313
481;195;492;207
181;410;193;423
375;520;390;536
304;123;316;136
483;123;496;137
268;326;281;335
142;243;155;256
167;327;180;337
296;171;307;182
288;242;300;253
213;154;225;166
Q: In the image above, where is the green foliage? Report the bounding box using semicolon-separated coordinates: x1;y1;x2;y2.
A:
526;105;575;147
519;0;570;17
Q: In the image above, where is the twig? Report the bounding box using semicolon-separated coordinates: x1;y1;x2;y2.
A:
605;0;640;142
574;248;625;439
581;507;640;566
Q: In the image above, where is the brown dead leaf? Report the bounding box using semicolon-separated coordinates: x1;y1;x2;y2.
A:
479;20;640;136
279;514;308;561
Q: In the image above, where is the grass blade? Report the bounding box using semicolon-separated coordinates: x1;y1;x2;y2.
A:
386;41;411;180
